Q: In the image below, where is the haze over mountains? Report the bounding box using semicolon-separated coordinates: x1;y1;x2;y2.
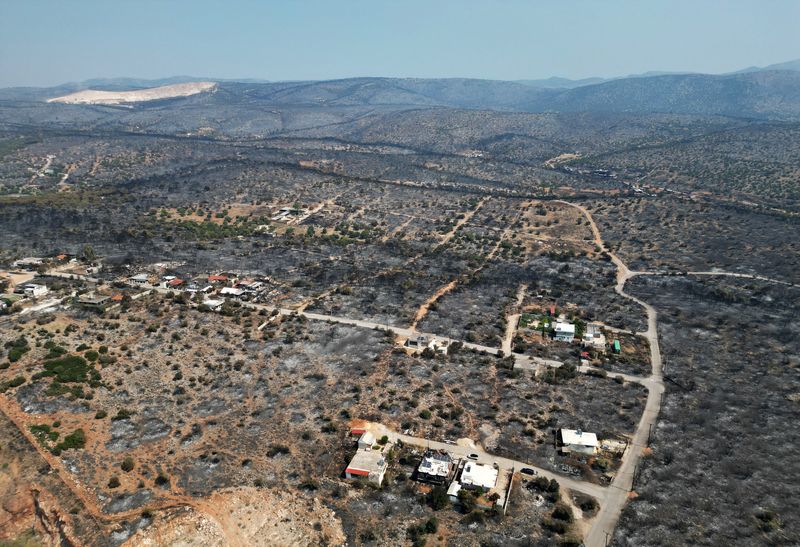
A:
1;59;799;122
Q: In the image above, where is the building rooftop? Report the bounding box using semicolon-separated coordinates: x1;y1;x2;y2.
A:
555;321;576;334
560;428;598;447
346;448;387;477
460;462;498;489
418;451;452;478
129;274;149;281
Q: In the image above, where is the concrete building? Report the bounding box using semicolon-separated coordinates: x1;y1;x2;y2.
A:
202;299;225;311
345;448;388;486
77;294;110;310
23;284;48;298
554;321;576;342
582;323;606;351
459;462;499;490
559;428;599;455
416;451;454;485
220;287;244;297
128;274;150;285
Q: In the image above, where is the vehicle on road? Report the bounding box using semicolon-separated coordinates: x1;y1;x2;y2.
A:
467;453;479;460
520;467;537;476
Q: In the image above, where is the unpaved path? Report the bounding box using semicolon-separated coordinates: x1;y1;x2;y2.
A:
555;200;664;547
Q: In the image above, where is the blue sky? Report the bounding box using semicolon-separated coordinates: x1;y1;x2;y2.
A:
1;0;798;87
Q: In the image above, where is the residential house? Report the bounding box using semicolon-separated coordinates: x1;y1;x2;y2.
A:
416;451;454;485
23;284;48;298
77;294;110;311
345;447;388;486
220;287;244;298
459;462;499;490
554;321;575;342
582;323;606;351
202;299;225;312
558;428;599;455
128;274;150;286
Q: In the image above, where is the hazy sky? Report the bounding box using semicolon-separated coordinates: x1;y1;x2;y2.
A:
1;0;799;87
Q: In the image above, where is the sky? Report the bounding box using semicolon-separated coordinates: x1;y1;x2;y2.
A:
1;0;799;87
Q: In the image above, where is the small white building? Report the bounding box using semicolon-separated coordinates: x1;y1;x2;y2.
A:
13;257;43;269
459;462;498;490
583;323;606;351
23;284;48;297
554;321;576;342
357;431;375;449
559;428;599;455
220;287;244;297
128;274;150;285
202;299;225;311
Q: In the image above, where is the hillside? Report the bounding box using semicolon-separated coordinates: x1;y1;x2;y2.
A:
539;70;800;118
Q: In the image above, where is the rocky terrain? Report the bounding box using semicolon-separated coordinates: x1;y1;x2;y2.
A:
46;82;217;105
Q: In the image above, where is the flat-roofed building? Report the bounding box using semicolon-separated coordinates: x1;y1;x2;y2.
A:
345;448;388;486
559;428;599;455
416;451;454;485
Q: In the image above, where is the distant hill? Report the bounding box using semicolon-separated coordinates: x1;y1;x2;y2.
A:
536;70;800;118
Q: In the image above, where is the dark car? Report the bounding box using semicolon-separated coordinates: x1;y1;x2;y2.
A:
520;467;537;476
467;453;479;460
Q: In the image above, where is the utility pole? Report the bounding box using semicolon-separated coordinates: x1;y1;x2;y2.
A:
648;423;654;446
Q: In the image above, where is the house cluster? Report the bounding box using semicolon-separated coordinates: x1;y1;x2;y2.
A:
417;450;512;512
127;272;275;304
344;426;512;512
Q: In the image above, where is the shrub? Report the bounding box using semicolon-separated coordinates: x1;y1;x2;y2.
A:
121;456;135;472
94;410;107;419
266;444;290;457
41;355;91;383
108;476;120;488
552;503;574;523
84;350;99;362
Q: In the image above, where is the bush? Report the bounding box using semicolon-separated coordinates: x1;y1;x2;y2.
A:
108;476;120;488
121;456;135;472
41;355;92;383
84;350;99;362
94;410;107;419
552;503;574;523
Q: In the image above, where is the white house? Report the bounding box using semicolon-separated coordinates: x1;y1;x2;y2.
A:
554;321;575;342
202;299;225;311
23;284;48;297
583;323;606;350
128;274;150;285
559;428;599;455
220;287;244;298
459;462;498;490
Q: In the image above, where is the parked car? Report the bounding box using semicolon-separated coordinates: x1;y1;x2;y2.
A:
467;453;479;460
520;467;537;476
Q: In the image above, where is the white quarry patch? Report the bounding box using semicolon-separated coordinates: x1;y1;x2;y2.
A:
47;81;217;104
